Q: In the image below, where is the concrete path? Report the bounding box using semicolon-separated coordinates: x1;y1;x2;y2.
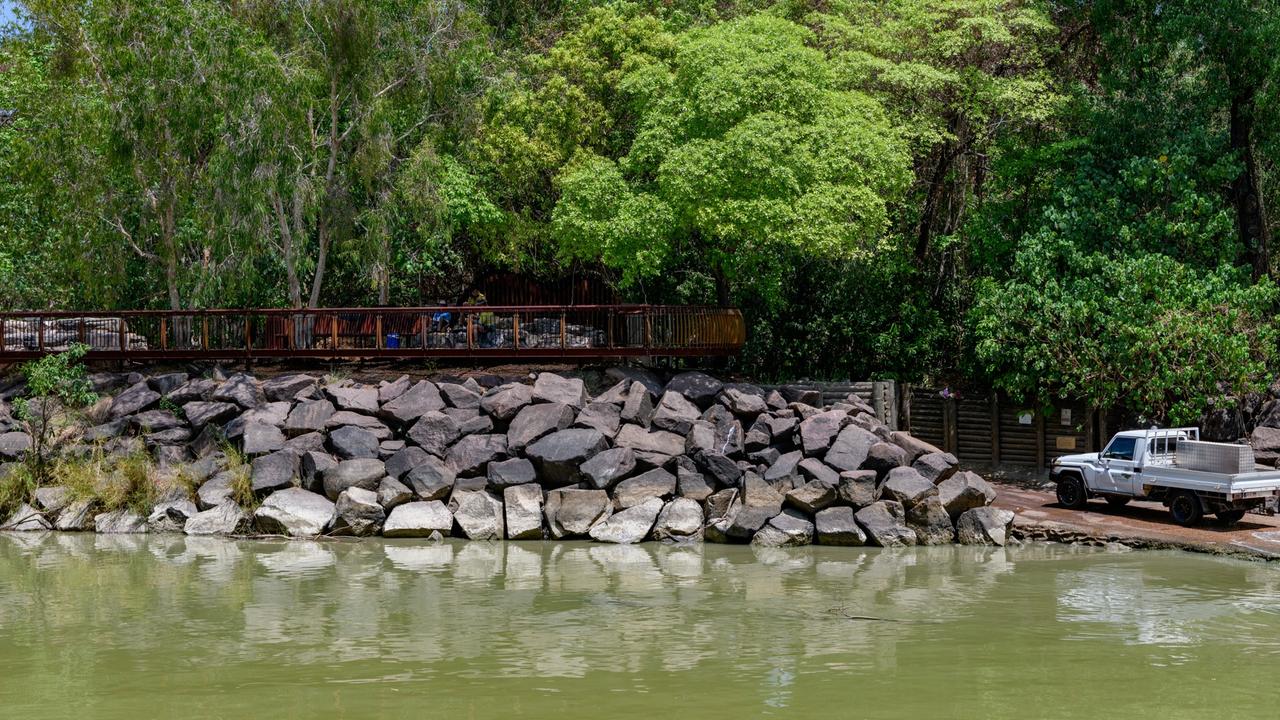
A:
993;482;1280;561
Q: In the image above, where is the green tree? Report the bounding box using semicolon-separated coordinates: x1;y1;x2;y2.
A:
14;343;97;485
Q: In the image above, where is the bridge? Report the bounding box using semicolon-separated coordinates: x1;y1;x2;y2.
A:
0;305;745;362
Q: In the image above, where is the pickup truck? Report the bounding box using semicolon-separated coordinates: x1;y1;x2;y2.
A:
1050;427;1280;526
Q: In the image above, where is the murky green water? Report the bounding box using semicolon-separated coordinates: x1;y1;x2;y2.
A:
2;535;1279;719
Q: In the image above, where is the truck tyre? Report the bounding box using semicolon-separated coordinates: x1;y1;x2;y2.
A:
1105;497;1130;508
1056;475;1089;510
1217;509;1246;526
1169;491;1203;527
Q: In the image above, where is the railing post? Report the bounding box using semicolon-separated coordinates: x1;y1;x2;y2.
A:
466;312;474;351
160;317;168;351
201;314;210;350
244;314;252;351
331;313;339;354
420;313;428;351
607;309;614;349
643;308;652;350
119;316;127;352
0;318;6;354
78;317;86;346
513;313;520;351
376;314;384;350
560;311;567;350
37;315;44;353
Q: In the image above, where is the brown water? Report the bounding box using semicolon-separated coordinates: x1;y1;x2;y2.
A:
1;534;1279;719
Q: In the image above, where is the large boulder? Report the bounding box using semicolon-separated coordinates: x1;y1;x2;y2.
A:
196;472;236;510
652;498;704;542
906;496;956;545
333;487;386;536
377;477;414;510
147;372;189;395
797;458;839;486
652;392;701;435
785;480;837;514
719;387;768;418
94;509;148;534
33;486;70;513
448;491;503;540
861;442;908;478
300;451;338;492
378;375;412;404
764;450;803;485
383;501;453;538
751;509;814;547
589;497;663;544
889;430;944;465
446;434;509;476
544;488;612;539
854;500;917;547
210;374;264;409
880;467;937;509
254;488;335;536
385;446;431;481
439;382;481;410
580;447;636;490
110;382;160;419
526;428;609;486
250;451;298;495
726;505;775;542
814;506;867;546
693;449;742;488
938;471;998;517
406;411;461;457
283;399;335;436
913;451;959;483
479;383;534;421
55;500;94;531
129;409;183;433
147;499;198;533
404;455;456;501
532;373;588;409
620;382;655;427
507;402;575;451
1;503;50;531
262;373;317;402
675;457;714;501
956;507;1015;546
379;381;445;425
487;457;537;490
824;425;878;472
326;385;379;415
184;501;252;536
322;458;386;501
184;401;239;430
837;470;879;508
241;422;286;456
798;409;848;456
0;431;32;460
614;424;684;456
612;468;677;509
574;402;622;436
504;483;545;540
324;425;378;460
664;372;723;408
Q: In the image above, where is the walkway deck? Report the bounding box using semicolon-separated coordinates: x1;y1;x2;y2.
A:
0;305;745;362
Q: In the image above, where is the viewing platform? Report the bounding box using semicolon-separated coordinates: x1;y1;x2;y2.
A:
0;305;745;362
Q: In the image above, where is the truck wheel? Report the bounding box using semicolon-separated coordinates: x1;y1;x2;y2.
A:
1217;509;1246;526
1169;491;1203;527
1105;497;1130;508
1056;476;1089;510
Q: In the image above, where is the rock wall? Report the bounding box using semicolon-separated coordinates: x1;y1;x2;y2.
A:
0;369;1011;546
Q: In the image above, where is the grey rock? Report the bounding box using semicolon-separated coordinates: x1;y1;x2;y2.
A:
145;427;192;447
0;431;31;459
457;414;494;437
798;409;848;455
589;497;662;544
262;373;317;402
404;455;456;500
251;451;298;494
837;470;880;508
504;483;545;540
526;428;608;486
545;488;612;539
508;402;575;450
615;424;684;456
914;451;959;484
605;367;665;397
377;477;414;510
84;419;128;442
652;497;704;542
487;457;537;489
613;468;677;509
377;375;412;404
764;450;804;484
532;373;588;409
855;500;917;547
254;488;335;537
742;473;786;511
798;457;839;486
322;458;386;501
814;506;867;546
675;457;714;501
94;509;148;534
479;383;534;421
938;471;998;516
165;378;216;404
786;480;837;513
726;505;775;542
326;385;379;414
752;509;814;547
130;409;183;432
824;425;879;472
147;372;189;395
241;422;286;456
620;383;655;427
956;507;1015;546
580;447;636;490
326;411;393;437
889;430;944;465
333;487;386;536
664;371;723;407
196;472;236;510
283;399;335;436
329;425;381;460
439;382;482;410
211;374;264;409
181;401;241;431
446;434;509;475
453;491;504;540
300;451;338;492
719;387;768;418
184;501;252;536
907;495;956;545
693;449;742;487
110;382;161;419
573;402;622;436
880;467;937;509
1;503;50;531
33;485;70;513
147;498;198;532
385;446;431;481
54;499;95;531
383;501;453;538
380;381;445;424
862;441;908;477
595;380;631;405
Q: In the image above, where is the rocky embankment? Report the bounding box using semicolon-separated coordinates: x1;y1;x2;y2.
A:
0;369;1012;546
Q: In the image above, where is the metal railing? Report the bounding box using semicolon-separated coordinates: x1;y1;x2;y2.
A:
0;305;746;361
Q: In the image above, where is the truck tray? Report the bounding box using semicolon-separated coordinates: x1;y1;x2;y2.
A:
1176;440;1255;475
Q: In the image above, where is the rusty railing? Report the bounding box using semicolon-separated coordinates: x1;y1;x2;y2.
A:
0;305;746;361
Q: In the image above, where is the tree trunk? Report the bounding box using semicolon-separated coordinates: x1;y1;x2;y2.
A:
161;192;181;311
713;267;730;307
915;145;954;260
1229;90;1271;280
271;188;304;309
308;75;343;309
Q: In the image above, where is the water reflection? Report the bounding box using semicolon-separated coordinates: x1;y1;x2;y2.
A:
1;533;1279;719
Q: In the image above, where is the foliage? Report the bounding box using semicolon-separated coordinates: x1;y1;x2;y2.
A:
13;343;97;484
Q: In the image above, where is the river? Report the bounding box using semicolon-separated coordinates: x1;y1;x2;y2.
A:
1;534;1278;719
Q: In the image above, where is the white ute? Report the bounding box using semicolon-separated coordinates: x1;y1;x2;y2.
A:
1050;427;1280;526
